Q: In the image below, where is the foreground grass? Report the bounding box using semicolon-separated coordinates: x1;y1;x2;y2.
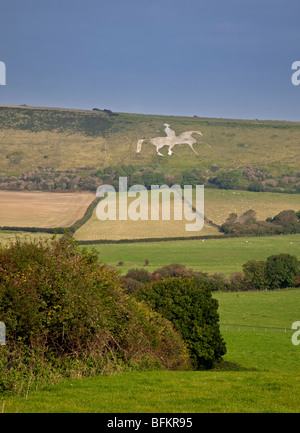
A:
86;234;300;275
2;289;300;413
2;370;300;413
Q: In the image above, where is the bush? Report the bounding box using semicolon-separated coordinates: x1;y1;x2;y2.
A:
248;181;265;192
0;237;191;395
229;272;245;291
125;268;152;284
213;171;240;190
153;264;193;279
265;253;299;289
136;277;226;370
243;260;268;291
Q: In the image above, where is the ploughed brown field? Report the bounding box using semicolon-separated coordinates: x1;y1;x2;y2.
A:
0;190;95;228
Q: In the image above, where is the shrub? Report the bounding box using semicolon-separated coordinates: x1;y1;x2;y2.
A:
229;272;245;291
192;271;229;292
213;171;240;190
125;268;152;284
0;237;191;395
265;253;299;289
153;264;193;279
248;181;265;192
242;260;268;291
136;277;226;370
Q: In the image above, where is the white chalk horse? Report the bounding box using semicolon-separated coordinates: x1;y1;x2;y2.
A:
136;124;205;156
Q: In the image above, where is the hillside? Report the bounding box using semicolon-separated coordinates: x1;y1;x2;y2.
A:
0;104;300;194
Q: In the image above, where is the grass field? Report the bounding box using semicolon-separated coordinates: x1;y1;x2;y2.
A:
2;288;300;413
0;190;94;228
201;188;300;226
85;234;300;275
74;189;300;241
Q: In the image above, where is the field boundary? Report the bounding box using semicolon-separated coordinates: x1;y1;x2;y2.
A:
76;231;299;245
220;323;292;333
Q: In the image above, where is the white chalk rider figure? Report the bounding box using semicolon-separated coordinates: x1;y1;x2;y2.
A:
136;124;207;156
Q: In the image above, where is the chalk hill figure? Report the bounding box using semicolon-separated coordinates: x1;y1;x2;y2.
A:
136;124;208;156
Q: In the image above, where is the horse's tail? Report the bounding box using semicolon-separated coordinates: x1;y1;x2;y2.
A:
136;139;145;153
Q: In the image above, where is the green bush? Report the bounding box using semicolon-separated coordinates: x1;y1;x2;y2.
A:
125;268;152;283
265;253;299;289
0;237;191;395
136;277;226;370
243;260;268;290
212;171;241;190
153;264;193;279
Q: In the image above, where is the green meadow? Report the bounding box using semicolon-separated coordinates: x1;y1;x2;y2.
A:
2;288;300;413
85;234;300;276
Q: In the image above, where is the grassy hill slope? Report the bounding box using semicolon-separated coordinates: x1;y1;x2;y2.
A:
0;105;300;193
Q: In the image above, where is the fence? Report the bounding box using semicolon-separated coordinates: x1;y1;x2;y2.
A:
220;323;292;333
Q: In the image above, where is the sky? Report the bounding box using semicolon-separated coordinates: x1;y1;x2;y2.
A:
0;0;299;120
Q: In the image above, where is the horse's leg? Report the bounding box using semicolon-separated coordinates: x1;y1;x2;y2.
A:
151;138;166;156
155;144;164;156
184;139;199;156
189;143;199;156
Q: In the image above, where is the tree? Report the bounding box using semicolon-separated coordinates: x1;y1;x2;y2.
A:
243;260;268;290
153;264;193;279
136;277;226;370
181;169;205;187
213;171;240;190
265;254;299;289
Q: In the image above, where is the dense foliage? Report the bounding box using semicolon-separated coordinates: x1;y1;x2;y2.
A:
122;256;299;294
0;237;191;395
221;209;300;236
135;277;226;370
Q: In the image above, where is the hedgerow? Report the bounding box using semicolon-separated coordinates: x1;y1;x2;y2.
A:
0;236;190;396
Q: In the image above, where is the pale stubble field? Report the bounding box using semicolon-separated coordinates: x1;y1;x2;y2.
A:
0;190;95;228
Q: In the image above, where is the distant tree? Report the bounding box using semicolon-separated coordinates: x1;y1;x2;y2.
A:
243;260;268;290
265;254;299;289
248;181;265;192
213;171;240;190
229;272;245;291
181;169;205;187
142;171;166;189
269;210;300;234
153;264;193;279
125;268;152;283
